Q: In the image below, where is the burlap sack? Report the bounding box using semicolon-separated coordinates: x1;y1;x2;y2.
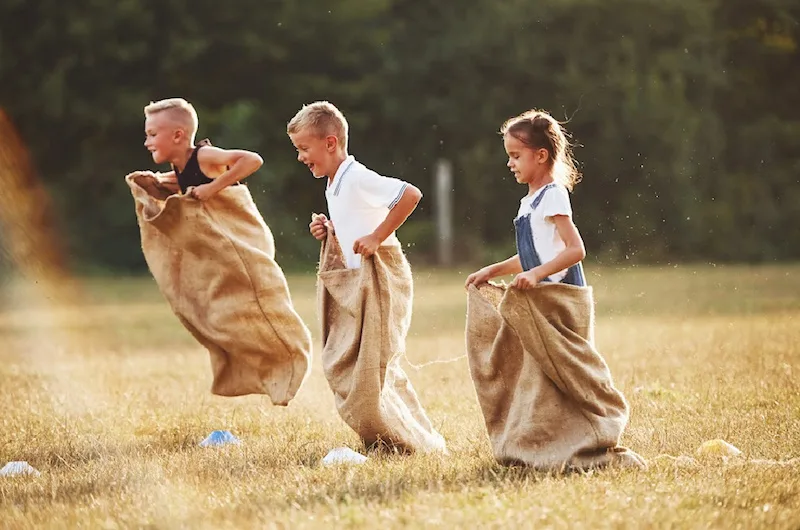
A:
126;172;311;404
317;230;446;453
466;282;645;471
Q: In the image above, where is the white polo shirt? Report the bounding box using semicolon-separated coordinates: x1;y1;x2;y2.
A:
326;156;409;269
516;183;573;283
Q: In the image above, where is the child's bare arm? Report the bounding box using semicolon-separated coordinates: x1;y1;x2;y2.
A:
156;170;176;182
465;255;523;288
487;255;524;277
535;215;586;279
156;171;180;194
191;146;264;200
373;184;422;243
353;184;422;257
129;170;179;196
511;215;585;289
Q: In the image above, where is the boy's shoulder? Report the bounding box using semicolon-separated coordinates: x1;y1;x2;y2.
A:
344;158;392;185
349;158;379;177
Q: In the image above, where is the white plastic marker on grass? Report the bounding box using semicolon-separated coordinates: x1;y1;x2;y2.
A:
0;461;41;477
199;430;241;447
696;439;742;459
322;448;368;466
657;440;799;468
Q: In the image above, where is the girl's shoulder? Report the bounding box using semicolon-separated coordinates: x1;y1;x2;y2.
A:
540;184;573;217
531;182;566;207
552;183;571;199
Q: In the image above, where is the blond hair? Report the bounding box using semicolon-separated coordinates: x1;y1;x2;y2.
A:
500;109;581;191
287;101;349;151
144;98;198;142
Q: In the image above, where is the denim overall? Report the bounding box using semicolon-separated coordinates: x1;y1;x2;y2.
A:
514;184;586;287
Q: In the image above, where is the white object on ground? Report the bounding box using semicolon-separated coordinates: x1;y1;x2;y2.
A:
322;447;368;465
0;461;41;477
696;439;742;458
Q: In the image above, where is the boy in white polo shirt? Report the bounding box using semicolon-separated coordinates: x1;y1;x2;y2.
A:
287;101;447;454
288;102;421;267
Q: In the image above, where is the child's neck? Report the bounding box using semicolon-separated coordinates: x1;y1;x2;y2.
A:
327;152;349;186
527;174;555;196
171;146;195;173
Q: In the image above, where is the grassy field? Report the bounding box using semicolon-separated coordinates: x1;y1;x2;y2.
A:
1;264;799;529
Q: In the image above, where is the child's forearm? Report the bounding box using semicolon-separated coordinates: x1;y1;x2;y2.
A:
212;153;264;190
487;255;523;278
153;171;179;193
155;170;176;182
372;185;422;243
535;245;585;280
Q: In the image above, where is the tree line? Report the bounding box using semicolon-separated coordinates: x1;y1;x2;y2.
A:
1;0;798;272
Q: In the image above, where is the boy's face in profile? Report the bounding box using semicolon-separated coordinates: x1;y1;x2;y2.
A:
289;129;339;179
144;113;182;165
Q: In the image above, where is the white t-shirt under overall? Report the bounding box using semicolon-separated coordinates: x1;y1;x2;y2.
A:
326;155;409;269
516;183;573;283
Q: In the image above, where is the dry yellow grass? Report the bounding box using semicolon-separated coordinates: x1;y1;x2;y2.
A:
1;264;799;529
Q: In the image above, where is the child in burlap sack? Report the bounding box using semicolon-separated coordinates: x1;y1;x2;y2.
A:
126;98;311;405
287;101;446;453
464;109;645;471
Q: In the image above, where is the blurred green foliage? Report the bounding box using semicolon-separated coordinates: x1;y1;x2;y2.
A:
1;0;798;272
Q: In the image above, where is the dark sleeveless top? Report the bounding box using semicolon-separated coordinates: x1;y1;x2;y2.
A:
174;139;241;194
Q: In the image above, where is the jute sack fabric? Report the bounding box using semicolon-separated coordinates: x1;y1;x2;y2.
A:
126;172;311;404
466;282;645;471
317;228;446;453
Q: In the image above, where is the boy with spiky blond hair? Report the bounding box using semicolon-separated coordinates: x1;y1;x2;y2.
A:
126;97;312;405
288;101;446;453
288;101;418;267
141;98;261;199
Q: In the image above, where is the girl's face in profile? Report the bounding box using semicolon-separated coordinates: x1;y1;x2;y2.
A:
503;133;549;188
